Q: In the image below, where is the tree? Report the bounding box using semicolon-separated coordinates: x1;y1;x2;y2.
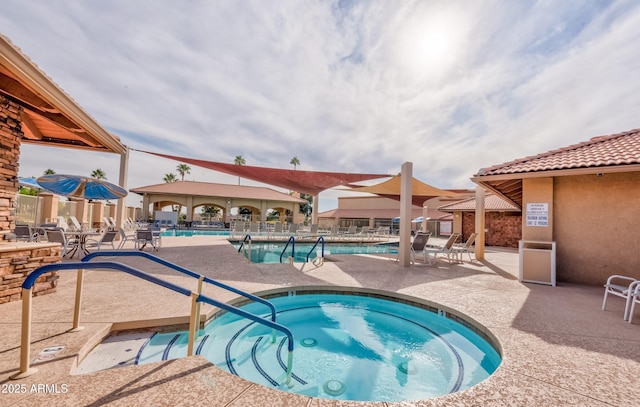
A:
299;193;313;220
200;205;220;221
43;168;55;175
163;173;177;183
234;155;246;185
176;163;191;181
290;156;300;170
91;169;107;180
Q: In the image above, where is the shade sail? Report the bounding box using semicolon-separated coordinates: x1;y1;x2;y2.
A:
346;176;462;206
136;150;391;196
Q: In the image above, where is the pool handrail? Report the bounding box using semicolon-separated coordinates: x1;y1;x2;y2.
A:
13;261;294;385
237;234;252;263
280;235;295;263
82;250;277;322
305;235;325;262
237;234;251;252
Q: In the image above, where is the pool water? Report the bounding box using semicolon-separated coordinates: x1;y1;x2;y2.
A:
136;293;501;402
234;242;397;263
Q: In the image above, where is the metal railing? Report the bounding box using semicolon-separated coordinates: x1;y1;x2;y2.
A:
306;236;325;264
11;261;294;385
237;234;252;263
280;235;295;263
82;251;277;325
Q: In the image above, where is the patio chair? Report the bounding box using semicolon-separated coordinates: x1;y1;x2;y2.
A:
602;275;639;320
14;225;37;242
135;229;157;252
117;227;136;249
453;233;478;262
85;230;118;252
409;232;431;264
424;233;461;264
627;283;640;324
46;228;77;257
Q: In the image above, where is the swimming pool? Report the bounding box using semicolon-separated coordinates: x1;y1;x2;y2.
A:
160;229;230;237
234;241;397;263
136;291;501;402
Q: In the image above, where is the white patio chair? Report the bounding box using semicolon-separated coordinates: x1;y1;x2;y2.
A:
409;232;431;264
135;229;157;252
117;227;136;249
602;275;639;320
627;283;640;324
46;228;76;257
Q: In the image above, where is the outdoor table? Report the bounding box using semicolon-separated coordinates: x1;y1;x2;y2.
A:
64;230;100;258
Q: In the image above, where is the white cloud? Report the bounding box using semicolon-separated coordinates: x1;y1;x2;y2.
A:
3;0;640;213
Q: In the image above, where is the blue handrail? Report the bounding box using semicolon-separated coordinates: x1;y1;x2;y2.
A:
23;261;191;296
280;235;295;263
82;251;277;322
20;261;295;382
237;234;252;253
306;235;325;262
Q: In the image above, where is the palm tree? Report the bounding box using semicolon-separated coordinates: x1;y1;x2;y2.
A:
163;173;177;183
43;168;55;175
91;169;107;180
290;156;301;170
234;155;246;185
176;163;191;181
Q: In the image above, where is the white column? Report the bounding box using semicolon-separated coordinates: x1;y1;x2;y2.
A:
474;186;486;260
116;147;129;229
398;162;413;267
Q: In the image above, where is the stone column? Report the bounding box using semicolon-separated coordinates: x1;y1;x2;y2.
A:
0;96;23;239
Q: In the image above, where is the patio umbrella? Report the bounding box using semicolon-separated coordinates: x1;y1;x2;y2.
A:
36;174;127;200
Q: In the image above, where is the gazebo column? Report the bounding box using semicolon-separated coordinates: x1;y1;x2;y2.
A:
312;194;318;225
260;201;267;223
185;195;194;222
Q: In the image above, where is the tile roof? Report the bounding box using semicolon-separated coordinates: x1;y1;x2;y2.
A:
476;128;640;176
437;194;520;212
130;181;307;203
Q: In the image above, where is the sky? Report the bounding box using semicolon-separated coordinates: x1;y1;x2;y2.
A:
2;0;640;212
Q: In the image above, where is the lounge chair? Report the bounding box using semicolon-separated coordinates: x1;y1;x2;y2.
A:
409;232;431;264
69;216;83;231
14;225;37;242
271;222;283;238
424;233;461;264
85;230;118;252
287;223;298;235
602;275;639;320
453;233;478;262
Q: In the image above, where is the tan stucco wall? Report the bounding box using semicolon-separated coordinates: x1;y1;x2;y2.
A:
554;172;640;285
522;177;554;242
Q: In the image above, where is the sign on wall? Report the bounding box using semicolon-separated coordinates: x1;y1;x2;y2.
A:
526;203;549;227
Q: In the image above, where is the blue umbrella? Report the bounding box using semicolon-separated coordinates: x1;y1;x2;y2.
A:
36;174;127;200
18;177;42;190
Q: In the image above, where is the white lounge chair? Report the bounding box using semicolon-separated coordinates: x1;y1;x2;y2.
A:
424;233;461;264
453;233;478;262
117;227;136;249
602;275;639;320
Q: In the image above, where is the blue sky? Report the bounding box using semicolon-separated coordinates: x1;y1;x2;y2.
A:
2;1;640;211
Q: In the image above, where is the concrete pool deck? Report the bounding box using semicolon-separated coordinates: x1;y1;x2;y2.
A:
0;235;638;406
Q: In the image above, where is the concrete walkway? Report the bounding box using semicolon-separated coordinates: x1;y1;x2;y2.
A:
0;235;638;406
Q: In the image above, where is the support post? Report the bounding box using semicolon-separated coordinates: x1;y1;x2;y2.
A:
70;268;85;332
187;292;199;356
474;186;486;260
398;162;413;267
11;288;38;379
